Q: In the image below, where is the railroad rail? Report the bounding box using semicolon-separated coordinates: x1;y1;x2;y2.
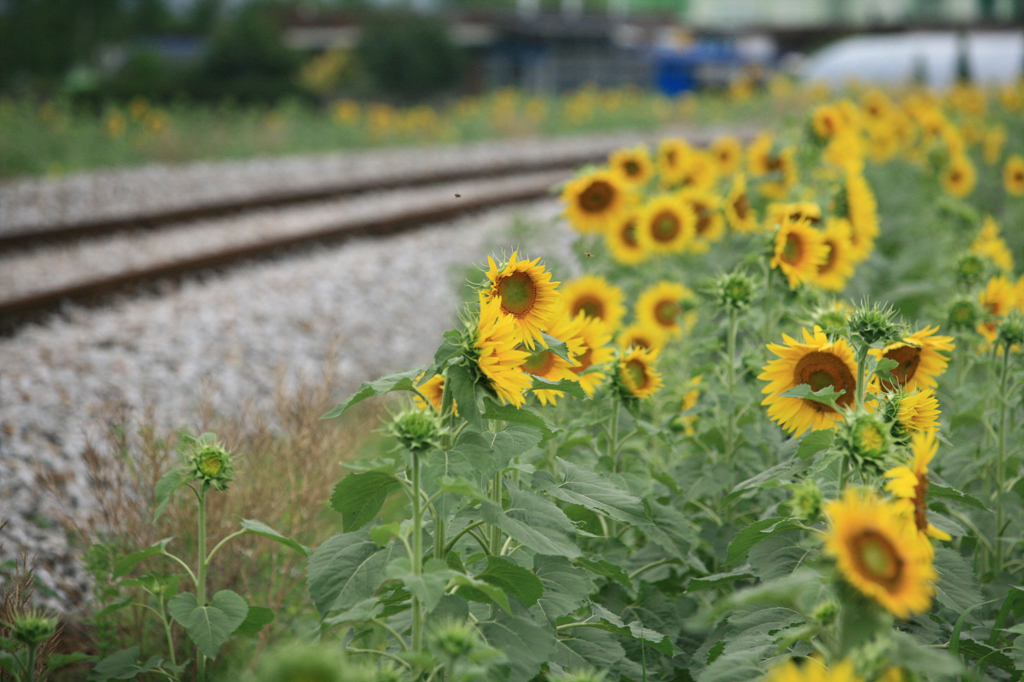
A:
0;127;746;336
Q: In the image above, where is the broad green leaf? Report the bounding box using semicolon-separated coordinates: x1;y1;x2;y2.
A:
433;332;462;366
437;476;488;502
482;402;556;441
688;570;753;592
529;376;586;399
113;538;174;578
933;547;983;617
475;556;544;608
696;645;773;682
234;605;275;637
322;598;385;626
588;604;677;656
533;555;591;623
152;469;184;523
87;647;147;681
307;530;397;617
94;595;134;619
645;501;698;560
747;532;808;584
481;480;580;559
239;519;309;557
45;652;93;670
726;518;802;566
534;458;650;528
321;368;423;419
872;357;899;379
370;522;402;547
488;423;543;474
447;362;483;431
168;590;248;659
574;558;633;591
552;628;640;682
796;428;834;459
449;573;512;614
480;611;556;682
541;332;573;364
329;471;401;532
956;639;1014;674
929;483;989;511
890;632;962;679
386;558;454;612
776;383;846;410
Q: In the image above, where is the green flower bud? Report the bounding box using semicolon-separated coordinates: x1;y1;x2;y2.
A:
947;296;980;331
712;271;758;311
256;643;345;682
839;410;892;476
550;668;607;682
10;609;57;645
187;435;234;492
388;408;444;454
936;196;980;232
955;252;989;289
787;479;824;521
998;311;1024;347
430;619;479;660
848;302;903;348
812;599;838;626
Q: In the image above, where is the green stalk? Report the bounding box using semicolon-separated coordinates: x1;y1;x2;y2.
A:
854;345;869;411
160;597;177;668
24;642;38;682
725;307;739;464
763;267;775;344
489;473;503;556
411;449;424;654
196;484;207;682
610;399;621;473
995;342;1011;573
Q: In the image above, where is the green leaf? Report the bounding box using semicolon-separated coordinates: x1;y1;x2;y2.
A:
529;376;586;399
696;645;771;682
45;652;93;670
449;573;512;614
541;332;573;364
370;523;402;547
239;519;309;557
480;611;556;682
94;595;135;620
322;598;385;626
488;424;543;474
776;383;846;410
434;332;463;366
307;530;397;617
481;480;580;559
447;362;483;431
573;558;633;591
533;555;591;623
438;476;489;502
482;402;556;441
386;557;454;612
796;428;834;459
587;604;678;656
956;639;1015;674
929;483;989;511
87;647;146;681
933;547;983;617
646;501;698;560
168;590;248;659
321;368;424;419
872;357;899;379
890;632;962;679
113;538;174;578
475;556;544;608
534;458;650;527
552;628;640;682
153;469;184;523
726;518;802;567
233;605;275;637
329;471;401;532
688;570;753;592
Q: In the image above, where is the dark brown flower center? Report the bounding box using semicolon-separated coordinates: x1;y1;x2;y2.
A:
851;529;903;590
623;160;640;177
572;296;605;320
818;242;837;275
734;193;750;220
654;300;678;327
522;349;556;377
495;271;537;317
781;233;804;265
793;351;855;412
624;358;649;391
652;211;680;242
913;474;930;534
880;344;921;391
621;220;638;247
694;204;712;235
571;347;593;374
579;180;615;213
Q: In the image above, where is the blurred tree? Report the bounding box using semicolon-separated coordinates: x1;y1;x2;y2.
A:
356;9;464;101
186;0;222;33
132;0;175;35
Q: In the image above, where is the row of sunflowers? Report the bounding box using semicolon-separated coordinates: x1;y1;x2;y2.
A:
62;81;1024;682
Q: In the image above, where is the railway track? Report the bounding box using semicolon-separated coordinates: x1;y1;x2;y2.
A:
0;127;744;336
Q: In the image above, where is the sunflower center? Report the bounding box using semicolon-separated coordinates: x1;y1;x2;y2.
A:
624;160;640;177
621;221;639;247
665;150;676;164
496;272;537;317
881;345;921;390
852;530;903;589
579;180;614;213
695;205;712;235
950;170;962;183
818;242;837;274
654;300;678;326
571;347;593;373
573;296;605;320
1015;171;1024;182
913;475;930;533
734;193;750;219
624;359;648;390
794;351;855;412
652;211;680;242
781;233;804;265
522;349;557;377
766;155;783;171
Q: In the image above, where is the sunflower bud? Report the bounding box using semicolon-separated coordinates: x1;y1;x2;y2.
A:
839;411;892;475
787;479;824;521
255;643;345;682
946;296;980;331
811;599;838;626
712;271;758;311
848;302;903;348
388;408;443;454
10;609;57;645
187;435;234;492
954;252;989;288
549;669;607;682
997;311;1024;347
429;619;479;660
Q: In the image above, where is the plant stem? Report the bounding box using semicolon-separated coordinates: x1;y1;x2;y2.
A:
995;342;1011;573
160;596;177;667
489;473;503;556
196;484;208;682
25;642;38;682
725;306;739;465
411;449;424;654
610;399;621;472
855;345;869;411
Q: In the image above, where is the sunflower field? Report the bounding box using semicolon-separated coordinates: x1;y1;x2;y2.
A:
42;81;1024;682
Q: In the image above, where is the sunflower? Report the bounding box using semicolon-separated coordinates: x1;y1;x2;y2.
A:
894;389;941;434
636;194;696;255
824;488;937;619
635;281;696;339
884;430;953;543
676;150;718;191
414;373;446;412
757;147;798;200
475;292;532;407
763;658;861;682
609;145;654;187
560;275;627;331
617;346;663;399
971;216;1015;272
523;311;585;406
710;135;742;175
766;201;822;229
679;189;724;253
617;322;666;353
655;138;691;184
824;130;865;172
724;174;760;233
770;216;830;289
561;169;631;234
811;103;845;142
747;132;775;177
870;325;954;392
760;328;858;435
984;124;1006;165
861;88;892;121
483;251;560;350
941;155;976;198
978;275;1019;343
843;170;880;263
569;313;615;397
675;375;703;436
814;218;856;292
1004;155;1024;196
